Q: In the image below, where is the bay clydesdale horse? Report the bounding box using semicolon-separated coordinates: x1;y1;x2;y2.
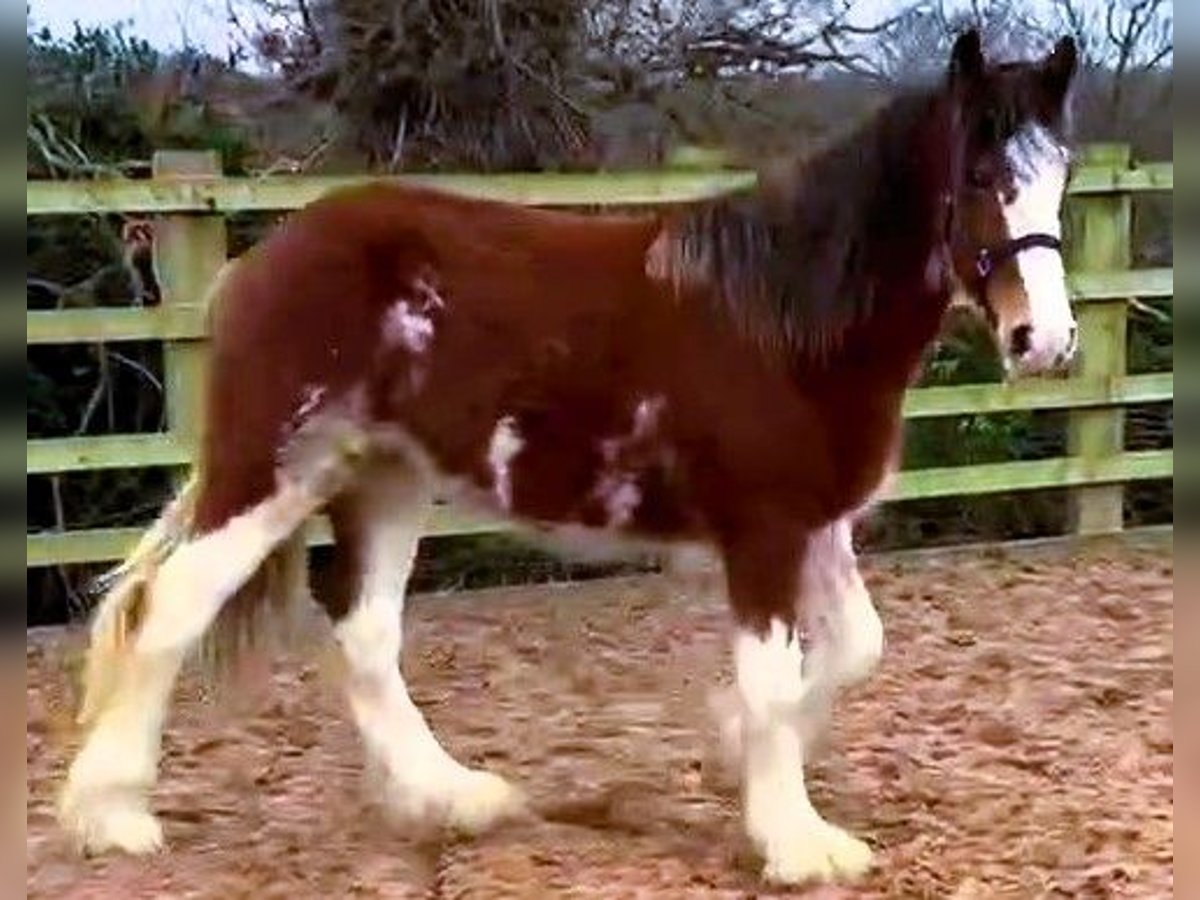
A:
60;30;1079;886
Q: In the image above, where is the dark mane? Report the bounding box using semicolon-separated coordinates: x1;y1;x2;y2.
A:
650;86;958;361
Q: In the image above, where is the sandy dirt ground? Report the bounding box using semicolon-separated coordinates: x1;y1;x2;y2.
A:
26;540;1172;899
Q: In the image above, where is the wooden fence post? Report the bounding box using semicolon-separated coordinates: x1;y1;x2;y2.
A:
1067;143;1131;535
152;150;226;480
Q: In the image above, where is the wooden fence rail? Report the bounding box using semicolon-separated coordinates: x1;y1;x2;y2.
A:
26;145;1174;568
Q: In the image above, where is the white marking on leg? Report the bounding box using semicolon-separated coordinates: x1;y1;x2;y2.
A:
802;519;883;692
829;570;883;688
735;617;873;885
60;483;320;855
486;416;523;510
137;482;324;654
335;468;523;832
58;647;178;855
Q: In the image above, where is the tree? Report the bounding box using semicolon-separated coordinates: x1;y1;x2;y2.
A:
226;0;918;170
582;0;909;86
1027;0;1172;118
873;0;1037;81
229;0;592;170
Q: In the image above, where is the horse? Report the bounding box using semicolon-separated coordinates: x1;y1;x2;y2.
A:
58;29;1079;886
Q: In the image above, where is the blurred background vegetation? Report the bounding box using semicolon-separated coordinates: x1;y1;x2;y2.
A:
26;1;1172;624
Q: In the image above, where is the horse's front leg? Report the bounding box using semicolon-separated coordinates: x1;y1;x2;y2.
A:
713;516;884;763
721;520;875;886
799;517;885;728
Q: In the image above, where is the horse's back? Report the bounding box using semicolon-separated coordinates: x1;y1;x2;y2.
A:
196;180;886;538
194;183;673;521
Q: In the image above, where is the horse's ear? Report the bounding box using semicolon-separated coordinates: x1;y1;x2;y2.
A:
947;28;985;87
1041;35;1078;100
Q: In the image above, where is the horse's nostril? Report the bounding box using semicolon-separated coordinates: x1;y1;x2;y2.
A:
1010;324;1033;357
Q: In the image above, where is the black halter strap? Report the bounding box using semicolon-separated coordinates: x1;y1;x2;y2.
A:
975;233;1063;282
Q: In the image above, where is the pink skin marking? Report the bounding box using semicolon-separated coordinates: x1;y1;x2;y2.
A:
384;301;435;354
383;275;446;355
591;394;667;527
413;276;445;311
277;383;327;449
594;473;641;528
486;416;523;510
601;394;666;464
294;384;327;422
632;396;666;439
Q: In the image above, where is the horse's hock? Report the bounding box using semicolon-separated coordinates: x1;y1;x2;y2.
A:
27;541;1172;898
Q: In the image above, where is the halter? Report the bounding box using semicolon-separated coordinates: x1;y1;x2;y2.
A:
974;232;1062;283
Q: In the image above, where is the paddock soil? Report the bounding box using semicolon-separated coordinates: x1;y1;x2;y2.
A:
26;539;1173;899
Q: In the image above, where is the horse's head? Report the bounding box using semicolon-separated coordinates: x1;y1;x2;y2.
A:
945;29;1079;376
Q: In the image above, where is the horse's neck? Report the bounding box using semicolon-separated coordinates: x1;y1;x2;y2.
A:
773;94;956;380
798;251;953;394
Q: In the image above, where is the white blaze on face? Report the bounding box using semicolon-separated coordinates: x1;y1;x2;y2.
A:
486;416;523;510
1001;124;1077;370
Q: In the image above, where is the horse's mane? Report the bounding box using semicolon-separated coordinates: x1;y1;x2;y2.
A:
649;86;955;361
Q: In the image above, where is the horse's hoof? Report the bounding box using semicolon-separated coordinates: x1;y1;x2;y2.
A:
60;796;165;856
443;770;528;835
760;821;873;886
382;768;528;837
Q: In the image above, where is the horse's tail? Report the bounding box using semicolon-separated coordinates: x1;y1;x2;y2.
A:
76;473;200;728
77;256;315;725
76;475;314;731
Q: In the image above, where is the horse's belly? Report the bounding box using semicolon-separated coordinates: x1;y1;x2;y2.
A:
485;419;700;538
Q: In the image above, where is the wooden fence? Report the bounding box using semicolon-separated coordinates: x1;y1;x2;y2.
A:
26;145;1174;568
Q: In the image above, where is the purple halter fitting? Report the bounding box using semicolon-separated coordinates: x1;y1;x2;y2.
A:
974;232;1063;282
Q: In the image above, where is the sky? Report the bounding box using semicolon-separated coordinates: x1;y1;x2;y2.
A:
27;0;918;58
28;0;240;55
27;0;1154;69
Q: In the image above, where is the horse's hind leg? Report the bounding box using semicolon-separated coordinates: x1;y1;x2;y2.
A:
59;480;324;855
316;458;525;834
